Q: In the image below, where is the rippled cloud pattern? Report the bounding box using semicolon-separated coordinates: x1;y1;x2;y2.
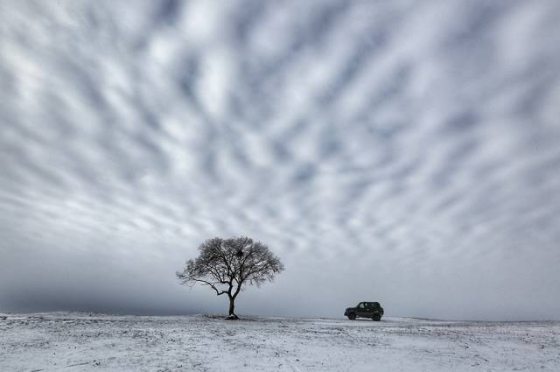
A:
1;0;559;320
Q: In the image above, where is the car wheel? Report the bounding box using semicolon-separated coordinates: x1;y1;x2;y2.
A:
348;313;356;320
372;314;381;321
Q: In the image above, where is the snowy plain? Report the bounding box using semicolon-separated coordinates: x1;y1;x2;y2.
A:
0;313;558;372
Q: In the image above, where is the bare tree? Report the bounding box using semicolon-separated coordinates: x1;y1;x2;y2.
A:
176;237;284;319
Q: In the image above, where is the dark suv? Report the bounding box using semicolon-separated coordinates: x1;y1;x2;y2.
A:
344;302;384;321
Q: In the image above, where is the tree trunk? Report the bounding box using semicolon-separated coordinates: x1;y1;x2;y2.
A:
227;296;238;320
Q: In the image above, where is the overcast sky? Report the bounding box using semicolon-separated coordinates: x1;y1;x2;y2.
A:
1;0;560;321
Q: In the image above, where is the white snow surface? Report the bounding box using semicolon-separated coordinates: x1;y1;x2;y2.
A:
0;313;559;371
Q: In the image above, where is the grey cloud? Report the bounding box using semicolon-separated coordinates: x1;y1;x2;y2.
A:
1;0;560;320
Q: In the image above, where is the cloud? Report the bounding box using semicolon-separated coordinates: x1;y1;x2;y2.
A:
1;0;560;320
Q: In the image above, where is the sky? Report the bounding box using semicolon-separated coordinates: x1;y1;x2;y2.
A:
1;0;560;321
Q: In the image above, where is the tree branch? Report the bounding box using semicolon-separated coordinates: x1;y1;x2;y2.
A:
192;279;228;296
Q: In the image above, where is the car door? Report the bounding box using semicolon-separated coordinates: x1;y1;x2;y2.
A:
356;302;367;317
362;302;373;317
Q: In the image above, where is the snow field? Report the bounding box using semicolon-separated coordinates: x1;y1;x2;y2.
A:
0;313;558;371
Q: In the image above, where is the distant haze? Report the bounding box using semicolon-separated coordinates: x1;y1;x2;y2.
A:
1;0;560;321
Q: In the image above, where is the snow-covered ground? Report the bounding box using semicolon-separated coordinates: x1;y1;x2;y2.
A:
0;313;558;371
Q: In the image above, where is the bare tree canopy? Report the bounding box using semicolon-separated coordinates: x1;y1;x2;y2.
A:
176;237;284;319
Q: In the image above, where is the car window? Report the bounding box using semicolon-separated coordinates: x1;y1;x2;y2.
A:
357;303;364;309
